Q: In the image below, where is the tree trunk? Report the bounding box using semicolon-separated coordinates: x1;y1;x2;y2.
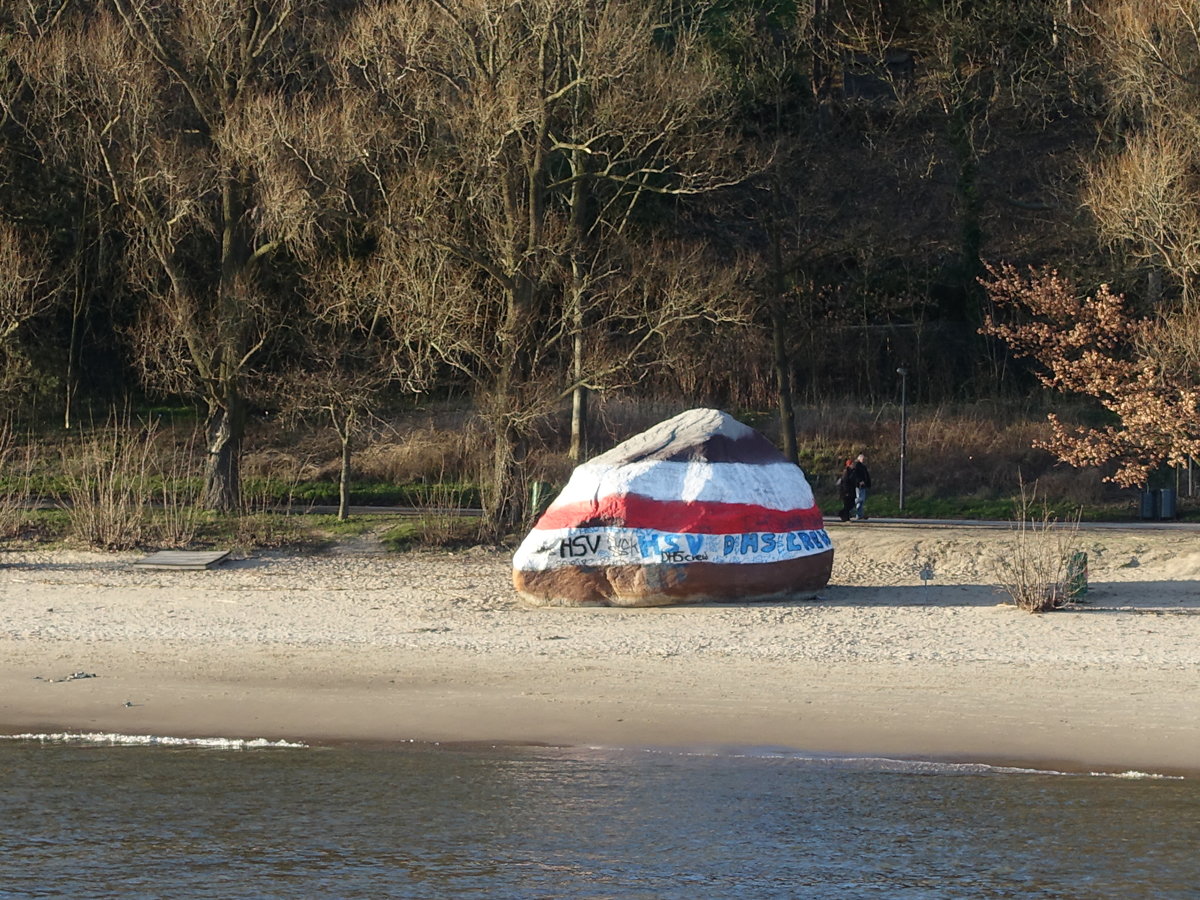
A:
811;0;834;132
569;379;588;461
64;212;79;429
948;53;986;330
481;269;537;539
481;415;526;541
338;434;350;520
203;394;245;512
325;406;355;522
772;303;798;464
338;430;351;522
946;64;988;392
567;145;592;463
64;279;81;430
769;227;798;463
568;272;587;462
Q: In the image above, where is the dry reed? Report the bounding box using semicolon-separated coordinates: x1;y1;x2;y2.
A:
150;428;204;548
0;424;36;541
61;415;158;550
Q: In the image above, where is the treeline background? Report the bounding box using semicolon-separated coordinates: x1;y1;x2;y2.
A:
0;1;1172;534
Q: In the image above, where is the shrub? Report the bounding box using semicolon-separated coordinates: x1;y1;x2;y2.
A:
995;481;1083;613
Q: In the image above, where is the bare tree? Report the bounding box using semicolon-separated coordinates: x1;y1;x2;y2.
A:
243;51;463;522
1082;1;1200;306
280;234;445;521
1;5;75;419
19;2;335;511
723;4;821;462
0;222;51;412
0;222;48;343
549;0;756;461
334;0;754;536
1050;2;1200;484
886;1;1073;316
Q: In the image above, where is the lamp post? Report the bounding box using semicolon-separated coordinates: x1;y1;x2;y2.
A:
897;367;908;512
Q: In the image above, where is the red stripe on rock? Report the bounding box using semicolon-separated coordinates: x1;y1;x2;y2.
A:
533;494;825;534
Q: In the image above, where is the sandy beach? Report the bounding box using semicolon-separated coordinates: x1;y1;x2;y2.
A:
2;522;1199;774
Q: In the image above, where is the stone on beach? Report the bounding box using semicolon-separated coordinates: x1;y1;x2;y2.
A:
513;408;833;606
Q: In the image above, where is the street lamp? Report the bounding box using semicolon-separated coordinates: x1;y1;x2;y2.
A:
897;367;908;512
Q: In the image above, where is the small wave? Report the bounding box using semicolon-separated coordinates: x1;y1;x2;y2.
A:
817;756;1066;776
1095;769;1185;781
623;745;1061;775
0;732;307;749
820;759;1185;779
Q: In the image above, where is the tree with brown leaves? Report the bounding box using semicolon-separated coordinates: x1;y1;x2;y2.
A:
982;263;1200;487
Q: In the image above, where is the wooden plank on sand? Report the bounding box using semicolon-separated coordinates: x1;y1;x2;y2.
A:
133;550;232;570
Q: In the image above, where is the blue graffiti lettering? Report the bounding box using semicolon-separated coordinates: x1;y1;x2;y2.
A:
637;532;660;558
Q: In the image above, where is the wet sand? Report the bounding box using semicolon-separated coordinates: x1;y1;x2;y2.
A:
2;523;1198;773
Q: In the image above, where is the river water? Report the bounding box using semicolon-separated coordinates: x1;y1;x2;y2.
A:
1;735;1197;898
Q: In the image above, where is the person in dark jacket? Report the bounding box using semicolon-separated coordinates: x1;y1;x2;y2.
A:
852;453;871;520
837;458;856;522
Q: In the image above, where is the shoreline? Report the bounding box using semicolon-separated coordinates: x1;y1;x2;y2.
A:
3;650;1196;777
3;523;1199;775
2;731;1187;782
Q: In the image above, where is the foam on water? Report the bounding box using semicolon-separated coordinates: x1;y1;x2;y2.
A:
0;731;307;749
1101;769;1185;780
599;745;1187;779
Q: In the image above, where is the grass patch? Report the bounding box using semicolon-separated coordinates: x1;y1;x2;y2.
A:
314;515;391;537
380;516;481;551
1;508;71;546
245;479;482;510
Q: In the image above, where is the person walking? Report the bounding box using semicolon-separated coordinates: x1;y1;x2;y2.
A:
852;453;871;521
837;458;856;522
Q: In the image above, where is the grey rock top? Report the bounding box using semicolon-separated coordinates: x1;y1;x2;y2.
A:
589;408;785;467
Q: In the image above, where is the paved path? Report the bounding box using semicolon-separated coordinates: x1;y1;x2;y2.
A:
823;516;1200;531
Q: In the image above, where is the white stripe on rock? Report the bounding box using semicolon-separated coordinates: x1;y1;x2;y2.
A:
550;460;816;511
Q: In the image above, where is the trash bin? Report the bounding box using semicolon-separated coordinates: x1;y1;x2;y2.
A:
1159;487;1177;520
1139;490;1158;520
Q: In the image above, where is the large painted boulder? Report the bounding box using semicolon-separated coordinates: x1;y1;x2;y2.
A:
513;408;833;606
